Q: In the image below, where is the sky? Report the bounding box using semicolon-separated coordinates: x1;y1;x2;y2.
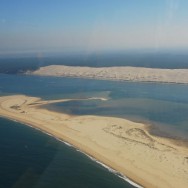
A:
0;0;188;55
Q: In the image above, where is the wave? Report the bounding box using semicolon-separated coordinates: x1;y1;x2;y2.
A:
3;117;143;188
55;138;143;188
83;153;143;188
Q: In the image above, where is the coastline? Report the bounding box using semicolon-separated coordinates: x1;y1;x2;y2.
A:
0;114;143;188
31;65;188;84
0;116;142;188
0;95;188;188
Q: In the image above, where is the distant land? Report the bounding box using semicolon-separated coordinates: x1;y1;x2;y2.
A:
31;65;188;84
1;53;188;74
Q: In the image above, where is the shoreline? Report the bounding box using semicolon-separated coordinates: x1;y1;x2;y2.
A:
29;73;188;86
0;115;143;188
31;65;188;84
42;99;188;144
0;95;188;188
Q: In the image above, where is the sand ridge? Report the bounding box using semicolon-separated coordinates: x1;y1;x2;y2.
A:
31;65;188;84
0;95;188;188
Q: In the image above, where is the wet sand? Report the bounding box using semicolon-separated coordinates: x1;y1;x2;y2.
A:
0;95;188;188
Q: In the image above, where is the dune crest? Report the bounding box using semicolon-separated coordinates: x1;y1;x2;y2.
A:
31;65;188;84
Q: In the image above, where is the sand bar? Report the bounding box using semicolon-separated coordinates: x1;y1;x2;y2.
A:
31;65;188;84
0;95;188;188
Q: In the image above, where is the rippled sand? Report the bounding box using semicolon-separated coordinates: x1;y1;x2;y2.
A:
0;95;188;188
31;65;188;84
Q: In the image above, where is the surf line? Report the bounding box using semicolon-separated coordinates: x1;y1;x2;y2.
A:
1;116;143;188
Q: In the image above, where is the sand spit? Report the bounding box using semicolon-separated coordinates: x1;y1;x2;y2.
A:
31;65;188;84
0;95;188;188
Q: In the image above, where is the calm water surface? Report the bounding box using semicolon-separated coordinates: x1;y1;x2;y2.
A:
0;118;134;188
0;73;188;187
1;73;187;138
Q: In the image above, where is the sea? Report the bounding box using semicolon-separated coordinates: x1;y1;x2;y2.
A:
0;53;188;188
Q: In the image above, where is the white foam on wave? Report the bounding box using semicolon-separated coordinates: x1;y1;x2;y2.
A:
24;123;41;132
67;145;143;188
90;157;143;188
56;138;73;147
8;119;143;188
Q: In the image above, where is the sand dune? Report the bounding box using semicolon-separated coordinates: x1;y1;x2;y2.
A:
31;65;188;84
0;95;188;188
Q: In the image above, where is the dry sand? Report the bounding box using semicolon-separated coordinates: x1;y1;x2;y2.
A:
31;65;188;84
0;95;188;188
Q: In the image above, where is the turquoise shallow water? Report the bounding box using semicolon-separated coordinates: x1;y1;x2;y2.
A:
48;97;188;140
1;73;188;139
0;73;188;187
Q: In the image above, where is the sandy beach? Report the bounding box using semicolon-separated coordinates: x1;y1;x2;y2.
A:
0;95;188;188
31;65;188;84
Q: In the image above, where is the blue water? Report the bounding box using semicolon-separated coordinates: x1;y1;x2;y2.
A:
0;117;134;188
1;52;188;74
1;73;188;139
0;73;188;187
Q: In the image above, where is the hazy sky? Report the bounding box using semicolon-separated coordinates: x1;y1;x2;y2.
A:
0;0;188;55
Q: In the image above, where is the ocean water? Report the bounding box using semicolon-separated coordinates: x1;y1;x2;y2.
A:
0;72;188;187
0;118;134;188
1;52;188;74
